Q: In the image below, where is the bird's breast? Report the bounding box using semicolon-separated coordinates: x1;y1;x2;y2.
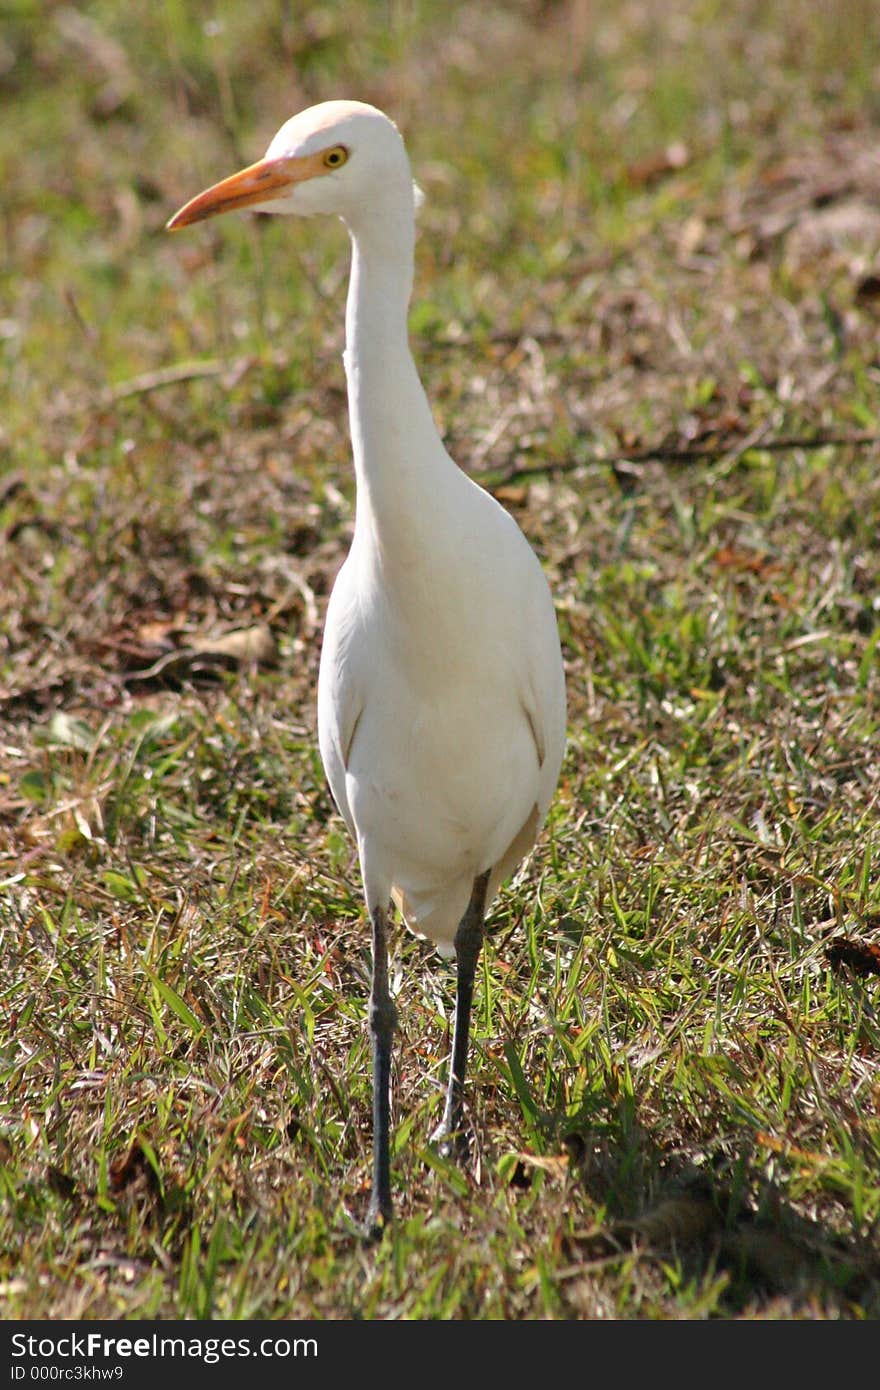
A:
317;501;561;890
342;671;539;882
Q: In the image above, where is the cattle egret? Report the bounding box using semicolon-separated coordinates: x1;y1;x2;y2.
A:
168;100;566;1236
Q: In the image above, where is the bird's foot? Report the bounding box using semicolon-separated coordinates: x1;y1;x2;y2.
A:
363;1193;393;1243
430;1119;470;1162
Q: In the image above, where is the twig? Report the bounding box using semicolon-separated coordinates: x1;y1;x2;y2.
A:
101;357;254;405
479;429;880;487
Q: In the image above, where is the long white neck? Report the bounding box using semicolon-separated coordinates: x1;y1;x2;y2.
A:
342;196;456;565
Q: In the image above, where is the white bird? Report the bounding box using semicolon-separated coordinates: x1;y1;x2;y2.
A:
168;100;566;1235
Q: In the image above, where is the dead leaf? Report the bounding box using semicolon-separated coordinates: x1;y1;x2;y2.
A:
46;1165;78;1201
755;1131;824;1166
626;142;690;187
493;484;529;506
190;624;277;665
136;619;180;645
626;1194;717;1246
108;1140;160;1199
824;936;880;978
511;1151;570;1180
713;546;781;577
678;214;707;259
855;273;880;304
723;1225;809;1290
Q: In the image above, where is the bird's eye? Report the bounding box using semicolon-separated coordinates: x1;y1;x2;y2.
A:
323;146;349;169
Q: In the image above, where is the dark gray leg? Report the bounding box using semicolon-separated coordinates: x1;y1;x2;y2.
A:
432;869;491;1155
365;901;397;1238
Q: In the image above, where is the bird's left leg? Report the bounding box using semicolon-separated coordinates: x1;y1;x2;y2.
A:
365;898;398;1239
432;868;491;1157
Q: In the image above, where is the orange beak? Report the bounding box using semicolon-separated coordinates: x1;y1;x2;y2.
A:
167;155;303;230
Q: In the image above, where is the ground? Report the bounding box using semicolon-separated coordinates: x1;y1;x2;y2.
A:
1;0;879;1318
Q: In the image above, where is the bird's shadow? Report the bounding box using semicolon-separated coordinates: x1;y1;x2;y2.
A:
522;1088;880;1316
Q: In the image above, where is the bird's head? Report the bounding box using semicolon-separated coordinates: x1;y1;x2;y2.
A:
167;100;415;232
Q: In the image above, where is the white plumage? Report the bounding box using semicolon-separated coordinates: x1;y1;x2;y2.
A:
168;100;566;1234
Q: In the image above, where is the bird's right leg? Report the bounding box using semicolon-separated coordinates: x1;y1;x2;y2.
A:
432;868;491;1158
365;898;398;1238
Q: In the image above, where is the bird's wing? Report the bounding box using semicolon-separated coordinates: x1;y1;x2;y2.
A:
520;579;567;806
520;692;546;766
317;563;365;837
481;483;566;804
317;678;363;837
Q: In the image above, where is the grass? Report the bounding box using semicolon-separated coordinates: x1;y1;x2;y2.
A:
2;0;880;1319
